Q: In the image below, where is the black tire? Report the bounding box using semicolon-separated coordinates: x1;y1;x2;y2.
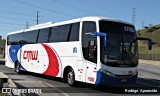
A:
15;62;21;74
67;68;75;86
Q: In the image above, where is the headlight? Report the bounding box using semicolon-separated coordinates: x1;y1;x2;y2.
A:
100;69;115;77
132;71;138;76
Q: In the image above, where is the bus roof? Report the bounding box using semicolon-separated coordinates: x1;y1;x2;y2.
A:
7;16;133;35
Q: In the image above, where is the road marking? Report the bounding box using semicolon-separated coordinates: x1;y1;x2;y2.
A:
138;76;160;84
138;74;160;87
15;81;43;83
137;82;160;88
151;80;160;84
139;74;151;78
139;73;160;81
42;82;70;96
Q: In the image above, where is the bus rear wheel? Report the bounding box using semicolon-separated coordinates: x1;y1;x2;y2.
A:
67;68;75;86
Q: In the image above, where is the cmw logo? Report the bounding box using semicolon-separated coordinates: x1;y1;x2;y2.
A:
23;50;38;60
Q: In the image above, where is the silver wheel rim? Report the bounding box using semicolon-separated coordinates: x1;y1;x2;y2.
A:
67;71;73;84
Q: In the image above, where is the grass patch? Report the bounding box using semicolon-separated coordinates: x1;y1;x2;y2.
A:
138;45;160;54
137;24;160;54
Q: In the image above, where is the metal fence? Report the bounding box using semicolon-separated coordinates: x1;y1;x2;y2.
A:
139;54;160;61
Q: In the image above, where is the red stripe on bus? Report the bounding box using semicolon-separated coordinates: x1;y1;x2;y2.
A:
42;44;59;76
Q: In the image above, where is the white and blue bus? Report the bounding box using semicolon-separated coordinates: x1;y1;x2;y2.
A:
5;17;152;86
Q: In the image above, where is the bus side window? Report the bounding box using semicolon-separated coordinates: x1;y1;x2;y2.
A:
49;26;61;42
37;28;50;43
69;23;80;41
49;25;70;42
23;30;38;44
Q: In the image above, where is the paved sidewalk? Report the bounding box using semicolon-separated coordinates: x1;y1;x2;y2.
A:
139;59;160;66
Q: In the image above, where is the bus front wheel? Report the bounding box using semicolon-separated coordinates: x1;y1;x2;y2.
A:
67;68;75;86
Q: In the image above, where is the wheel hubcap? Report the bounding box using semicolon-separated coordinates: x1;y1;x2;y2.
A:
67;72;73;84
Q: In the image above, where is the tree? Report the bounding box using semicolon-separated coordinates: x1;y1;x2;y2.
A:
0;37;6;56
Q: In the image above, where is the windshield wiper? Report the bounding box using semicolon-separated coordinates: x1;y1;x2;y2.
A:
118;32;135;65
121;31;125;63
123;45;135;65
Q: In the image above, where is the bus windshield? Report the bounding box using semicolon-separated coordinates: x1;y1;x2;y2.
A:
99;20;138;67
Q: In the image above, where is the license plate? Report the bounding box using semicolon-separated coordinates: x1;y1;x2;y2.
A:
121;79;127;82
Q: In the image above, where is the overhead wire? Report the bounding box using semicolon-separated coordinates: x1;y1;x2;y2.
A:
0;16;33;21
51;0;100;15
0;22;25;26
0;9;35;17
13;0;77;18
77;0;125;14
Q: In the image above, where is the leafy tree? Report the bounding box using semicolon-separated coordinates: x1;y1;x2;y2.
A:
0;36;6;55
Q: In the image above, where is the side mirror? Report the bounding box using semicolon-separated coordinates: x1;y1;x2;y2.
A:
136;37;152;50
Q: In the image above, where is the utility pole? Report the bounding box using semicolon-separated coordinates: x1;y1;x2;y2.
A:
132;8;136;26
26;22;29;29
36;11;39;25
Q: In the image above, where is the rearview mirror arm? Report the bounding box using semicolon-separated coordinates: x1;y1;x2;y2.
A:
93;32;107;48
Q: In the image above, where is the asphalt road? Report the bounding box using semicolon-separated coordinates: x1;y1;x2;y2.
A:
0;61;160;96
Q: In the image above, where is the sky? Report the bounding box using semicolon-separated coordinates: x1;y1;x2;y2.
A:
0;0;160;38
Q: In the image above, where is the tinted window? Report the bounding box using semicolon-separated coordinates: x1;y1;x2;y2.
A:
82;22;96;36
69;23;80;41
48;22;80;43
61;24;71;42
37;28;50;43
8;30;38;45
50;26;61;42
82;21;97;63
99;21;138;67
7;33;25;45
23;30;38;43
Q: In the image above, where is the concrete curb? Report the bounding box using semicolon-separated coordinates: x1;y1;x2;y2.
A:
139;59;160;66
0;72;21;96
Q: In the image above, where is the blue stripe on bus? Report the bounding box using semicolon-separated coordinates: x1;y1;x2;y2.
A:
9;45;21;63
9;45;27;71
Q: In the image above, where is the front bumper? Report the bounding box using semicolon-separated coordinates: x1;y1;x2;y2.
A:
95;70;138;85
